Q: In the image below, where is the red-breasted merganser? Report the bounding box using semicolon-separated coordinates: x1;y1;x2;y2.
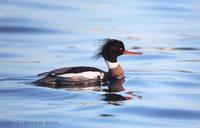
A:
34;39;142;88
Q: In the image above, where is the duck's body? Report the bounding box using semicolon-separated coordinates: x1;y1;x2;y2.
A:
34;39;142;88
35;66;106;87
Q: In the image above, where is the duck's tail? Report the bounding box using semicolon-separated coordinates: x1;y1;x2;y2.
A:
33;76;58;88
37;72;49;76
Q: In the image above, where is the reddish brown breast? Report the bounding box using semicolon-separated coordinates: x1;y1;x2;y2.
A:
108;65;125;80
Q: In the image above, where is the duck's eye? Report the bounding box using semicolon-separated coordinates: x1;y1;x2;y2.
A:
119;48;123;51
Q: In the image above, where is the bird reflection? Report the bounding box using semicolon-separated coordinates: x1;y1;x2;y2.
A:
102;93;130;106
103;79;125;92
102;79;142;106
35;76;143;105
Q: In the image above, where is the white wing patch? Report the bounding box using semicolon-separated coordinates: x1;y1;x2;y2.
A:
57;71;104;80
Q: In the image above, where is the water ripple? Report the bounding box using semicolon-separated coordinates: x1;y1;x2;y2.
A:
132;47;200;51
0;26;61;34
0;17;34;23
115;106;200;120
0;0;69;10
0;0;200;128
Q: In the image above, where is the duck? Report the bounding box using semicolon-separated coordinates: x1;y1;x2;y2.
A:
34;39;143;88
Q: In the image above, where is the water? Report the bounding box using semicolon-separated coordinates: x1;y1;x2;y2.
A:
0;0;200;128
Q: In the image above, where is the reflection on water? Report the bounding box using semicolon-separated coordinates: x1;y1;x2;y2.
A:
103;79;142;106
104;79;125;92
102;91;142;106
102;93;131;106
0;0;200;128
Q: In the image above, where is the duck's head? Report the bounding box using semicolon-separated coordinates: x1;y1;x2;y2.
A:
96;39;143;63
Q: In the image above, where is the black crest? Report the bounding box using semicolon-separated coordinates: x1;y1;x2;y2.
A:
94;39;125;62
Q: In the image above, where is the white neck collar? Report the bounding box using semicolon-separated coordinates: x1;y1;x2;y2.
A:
105;61;119;69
